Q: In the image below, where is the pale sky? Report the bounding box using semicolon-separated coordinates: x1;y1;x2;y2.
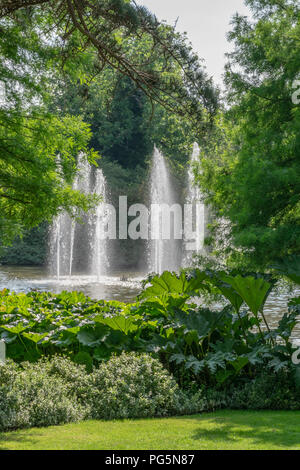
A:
136;0;251;87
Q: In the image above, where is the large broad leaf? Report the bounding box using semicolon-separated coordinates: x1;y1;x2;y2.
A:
214;276;243;314
95;315;138;335
170;354;205;375
216;369;235;384
174;311;210;339
219;274;272;316
172;308;226;342
139;271;188;299
93;345;111;361
139;270;209;301
268;356;289;372
169;353;186;365
184;269;211;295
22;332;49;344
141;293;189;312
185;356;205;374
0;324;28;335
172;310;210;340
246;345;272;365
276;311;299;339
77;330;102;347
57;291;89;306
205;350;236;373
230;356;249;373
270;256;300;285
137;297;169;316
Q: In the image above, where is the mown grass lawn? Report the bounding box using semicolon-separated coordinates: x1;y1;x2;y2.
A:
1;410;300;450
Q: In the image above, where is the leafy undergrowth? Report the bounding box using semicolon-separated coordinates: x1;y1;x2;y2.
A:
1;410;300;450
1;268;300;389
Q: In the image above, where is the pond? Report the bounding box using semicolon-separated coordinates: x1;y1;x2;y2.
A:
0;265;299;338
0;266;142;303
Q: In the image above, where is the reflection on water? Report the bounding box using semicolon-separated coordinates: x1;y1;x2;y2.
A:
264;288;300;333
0;266;299;337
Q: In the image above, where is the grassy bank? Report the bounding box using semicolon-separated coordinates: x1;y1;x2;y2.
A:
1;410;300;450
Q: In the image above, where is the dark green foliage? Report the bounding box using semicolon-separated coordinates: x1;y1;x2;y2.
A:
51;44;198;173
0;11;100;245
53;74;153;169
271;256;300;286
216;370;300;411
91;77;153;169
197;0;300;268
73;351;93;373
0;224;47;266
2;1;218;130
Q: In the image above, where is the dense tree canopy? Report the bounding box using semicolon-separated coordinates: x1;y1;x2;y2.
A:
197;0;300;269
0;0;218;122
49;26;201;170
0;0;218;246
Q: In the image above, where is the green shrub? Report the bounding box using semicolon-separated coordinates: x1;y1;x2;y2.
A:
0;353;204;431
85;352;201;420
40;355;94;405
227;370;300;410
0;359;87;431
199;369;300;412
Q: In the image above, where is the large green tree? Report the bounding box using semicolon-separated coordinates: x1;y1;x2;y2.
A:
0;13;100;244
198;0;300;269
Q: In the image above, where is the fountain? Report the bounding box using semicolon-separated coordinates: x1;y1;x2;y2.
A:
183;142;208;266
69;153;91;276
49;211;71;279
149;146;181;274
90;168;109;279
49;155;109;279
49;144;207;280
